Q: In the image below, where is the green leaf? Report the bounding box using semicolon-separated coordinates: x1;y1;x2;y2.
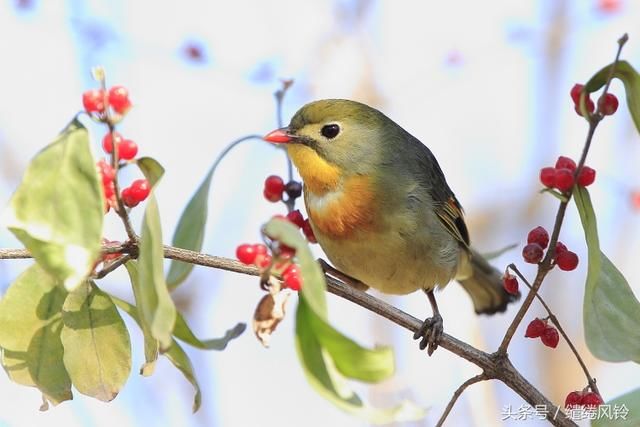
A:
481;243;518;261
591;387;640;427
296;299;424;424
60;282;132;401
3;119;103;290
108;295;201;413
163;339;202;412
0;265;72;405
166;169;213;289
574;187;640;363
173;312;245;350
585;60;640;134
137;195;176;350
136;157;165;188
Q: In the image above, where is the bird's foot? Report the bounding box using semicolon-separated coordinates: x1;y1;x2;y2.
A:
413;313;443;356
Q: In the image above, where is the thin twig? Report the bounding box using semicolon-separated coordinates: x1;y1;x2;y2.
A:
508;264;599;396
435;374;488;427
94;254;132;279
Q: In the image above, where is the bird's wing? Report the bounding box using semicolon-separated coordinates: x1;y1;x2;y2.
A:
434;196;470;248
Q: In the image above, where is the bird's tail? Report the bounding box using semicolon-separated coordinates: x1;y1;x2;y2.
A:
457;248;520;314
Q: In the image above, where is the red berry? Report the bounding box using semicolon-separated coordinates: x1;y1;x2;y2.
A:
118;139;138;160
256;254;272;269
527;226;549;249
555;156;577;172
502;273;519;295
236;243;257;265
264;175;285;203
540;167;556;188
286;210;305;228
96;160;115;184
302;219;317;243
282;264;302;291
564;391;584;408
279;244;296;258
108;85;132;114
577;166;596;187
525;318;548;338
82;89;106;113
522;243;544;264
582;391;604;408
570;84;584;104
555;241;567;255
598;93;618;116
129;179;151;202
540;326;559;348
556;250;579;271
103;181;115;199
121;187;138;207
254;244;268;256
554;168;575;192
102;132;123;154
574;98;595;117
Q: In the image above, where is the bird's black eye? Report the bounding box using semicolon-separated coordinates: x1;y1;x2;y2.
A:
320;124;340;139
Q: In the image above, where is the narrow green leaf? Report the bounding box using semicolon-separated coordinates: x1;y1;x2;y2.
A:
481;243;518;261
3;119;103;290
138;195;176;350
296;300;424;424
585;60;640;134
166;170;213;289
173;312;245;350
575;188;640;363
60;282;132;401
592;387;640;427
136;157;165;188
109;295;202;412
0;265;72;405
163;340;202;412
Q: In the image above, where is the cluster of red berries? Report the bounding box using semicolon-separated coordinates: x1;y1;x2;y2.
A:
97;159;150;211
565;389;604;409
236;242;302;291
282;209;316;244
539;156;596;192
522;226;579;270
263;175;303;204
570;83;618;117
525;317;559;348
83;85;132;116
102;132;138;161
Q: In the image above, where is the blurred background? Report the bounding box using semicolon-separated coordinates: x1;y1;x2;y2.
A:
0;0;639;426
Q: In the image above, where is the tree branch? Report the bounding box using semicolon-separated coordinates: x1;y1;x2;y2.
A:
435;373;488;427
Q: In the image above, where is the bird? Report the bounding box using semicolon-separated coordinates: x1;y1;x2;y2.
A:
263;99;519;355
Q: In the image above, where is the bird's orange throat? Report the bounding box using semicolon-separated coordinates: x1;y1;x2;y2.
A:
286;144;341;194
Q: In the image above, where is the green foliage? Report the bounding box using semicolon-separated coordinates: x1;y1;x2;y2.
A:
136;157;165;188
585;60;640;133
0;265;72;405
574;188;640;363
173;313;245;350
3;119;103;291
60;281;131;401
264;219;424;423
592;387;639;427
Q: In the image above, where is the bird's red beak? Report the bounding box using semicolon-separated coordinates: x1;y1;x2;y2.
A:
263;127;293;144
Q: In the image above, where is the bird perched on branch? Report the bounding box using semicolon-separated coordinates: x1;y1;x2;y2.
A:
264;99;519;355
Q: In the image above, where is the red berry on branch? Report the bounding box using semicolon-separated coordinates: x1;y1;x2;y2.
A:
302;219;317;243
264;175;285;202
121;187;138;207
555;156;577;172
598;93;619;116
118;139;138;160
108;85;132;114
103;181;115;199
129;179;151;202
582;392;604;408
554;168;575;192
283;264;302;291
254;244;268;256
577;166;596;187
279;244;296;259
540;326;559;348
556;250;579;271
555;241;567;255
564;391;583;408
574;98;595;117
102;132;123;154
570;84;584;104
540;167;556;188
502;273;519;295
525;318;548;338
522;243;544;264
96;160;115;184
527;226;549;249
82;89;107;113
236;243;258;265
256;253;272;269
286;210;305;228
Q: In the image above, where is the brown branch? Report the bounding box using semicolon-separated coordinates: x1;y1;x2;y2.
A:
435;373;488;427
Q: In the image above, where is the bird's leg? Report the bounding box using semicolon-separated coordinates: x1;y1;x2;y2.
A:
413;289;444;356
318;259;369;291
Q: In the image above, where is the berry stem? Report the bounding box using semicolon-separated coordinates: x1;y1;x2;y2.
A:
435;373;488;427
498;35;627;356
274;80;296;213
94;254;132;279
507;264;600;396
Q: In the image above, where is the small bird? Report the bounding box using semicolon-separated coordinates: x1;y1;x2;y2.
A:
264;99;519;354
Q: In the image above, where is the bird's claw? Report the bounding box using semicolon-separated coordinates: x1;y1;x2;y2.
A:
413;313;443;356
